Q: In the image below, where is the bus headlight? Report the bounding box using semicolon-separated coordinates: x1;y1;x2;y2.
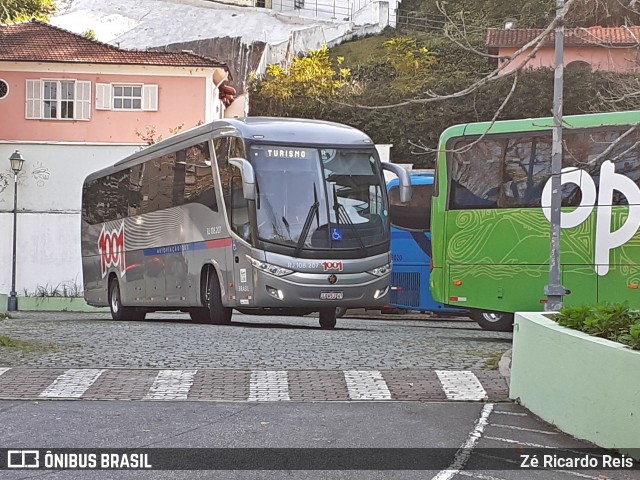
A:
246;256;293;277
367;263;391;276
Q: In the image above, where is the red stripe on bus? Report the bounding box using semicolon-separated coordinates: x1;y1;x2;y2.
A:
205;238;233;249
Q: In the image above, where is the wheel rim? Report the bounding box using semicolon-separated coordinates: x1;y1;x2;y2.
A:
111;285;120;313
482;312;503;323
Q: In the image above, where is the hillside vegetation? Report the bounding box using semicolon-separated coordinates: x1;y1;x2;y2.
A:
249;0;639;167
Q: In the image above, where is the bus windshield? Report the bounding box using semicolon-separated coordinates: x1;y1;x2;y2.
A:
250;145;388;251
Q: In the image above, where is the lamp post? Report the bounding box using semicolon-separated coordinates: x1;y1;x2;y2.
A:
8;150;25;312
544;0;567;311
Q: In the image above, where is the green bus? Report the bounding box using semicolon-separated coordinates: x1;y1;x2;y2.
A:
430;110;640;331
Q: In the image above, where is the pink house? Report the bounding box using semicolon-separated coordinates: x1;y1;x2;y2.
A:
0;20;231;143
486;26;640;75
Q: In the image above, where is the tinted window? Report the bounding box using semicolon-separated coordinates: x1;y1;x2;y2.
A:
83;141;217;224
448;125;640;210
389;183;433;231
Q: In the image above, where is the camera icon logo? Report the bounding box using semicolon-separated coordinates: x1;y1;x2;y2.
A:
7;450;40;469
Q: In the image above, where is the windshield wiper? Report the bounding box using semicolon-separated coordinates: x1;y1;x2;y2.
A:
332;183;366;254
294;184;320;256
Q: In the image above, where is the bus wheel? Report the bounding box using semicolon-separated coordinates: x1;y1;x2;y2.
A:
207;271;232;325
189;308;210;323
108;279;146;321
471;310;514;332
319;308;337;329
335;307;347;318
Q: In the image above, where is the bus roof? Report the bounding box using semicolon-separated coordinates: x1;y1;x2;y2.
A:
439;109;640;143
84;117;375;184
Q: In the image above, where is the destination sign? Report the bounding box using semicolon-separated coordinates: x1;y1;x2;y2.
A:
266;148;308;158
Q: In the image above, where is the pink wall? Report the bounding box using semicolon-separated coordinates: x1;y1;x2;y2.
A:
0;71;208;143
497;46;640;75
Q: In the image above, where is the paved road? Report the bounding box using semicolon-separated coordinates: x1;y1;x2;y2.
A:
0;311;510;403
0;311;510;370
1;400;637;480
1;311;636;479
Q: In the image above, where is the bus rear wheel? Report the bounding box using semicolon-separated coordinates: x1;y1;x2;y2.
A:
206;271;232;325
319;308;337;329
470;310;514;332
108;279;146;321
189;308;210;323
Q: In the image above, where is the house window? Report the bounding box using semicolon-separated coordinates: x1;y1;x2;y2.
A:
113;85;143;110
0;79;8;100
294;0;304;8
96;83;158;111
43;80;75;119
26;79;91;120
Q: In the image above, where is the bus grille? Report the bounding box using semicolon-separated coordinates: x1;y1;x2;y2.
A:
391;272;421;307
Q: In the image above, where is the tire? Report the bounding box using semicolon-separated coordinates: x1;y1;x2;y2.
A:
471;310;514;332
319;308;337;329
189;308;210;323
335;307;347;318
108;279;146;321
206;271;232;325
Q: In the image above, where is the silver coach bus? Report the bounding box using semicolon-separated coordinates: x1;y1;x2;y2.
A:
81;117;411;329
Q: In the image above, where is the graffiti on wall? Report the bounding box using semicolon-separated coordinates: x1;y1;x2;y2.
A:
31;162;51;187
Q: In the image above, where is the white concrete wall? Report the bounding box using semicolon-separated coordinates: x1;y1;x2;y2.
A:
0;143;143;296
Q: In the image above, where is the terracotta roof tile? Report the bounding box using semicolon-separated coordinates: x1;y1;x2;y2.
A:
0;19;229;70
486;26;640;48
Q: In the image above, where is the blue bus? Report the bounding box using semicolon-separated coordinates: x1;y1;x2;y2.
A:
387;172;466;314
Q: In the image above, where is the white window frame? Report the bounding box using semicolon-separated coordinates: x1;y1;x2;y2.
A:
25;79;91;121
96;83;158;112
43;79;75;120
112;83;144;111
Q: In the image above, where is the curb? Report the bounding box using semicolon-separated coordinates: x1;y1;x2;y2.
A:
498;348;511;384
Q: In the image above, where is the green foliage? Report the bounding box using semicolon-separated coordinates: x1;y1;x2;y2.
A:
383;37;437;88
553;304;640;350
253;44;352;101
0;0;57;23
82;29;97;40
397;0;640;28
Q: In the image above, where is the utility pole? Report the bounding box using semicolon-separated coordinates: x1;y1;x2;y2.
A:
544;0;567;311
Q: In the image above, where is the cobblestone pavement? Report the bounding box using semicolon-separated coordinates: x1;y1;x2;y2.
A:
0;311;511;370
0;311;511;403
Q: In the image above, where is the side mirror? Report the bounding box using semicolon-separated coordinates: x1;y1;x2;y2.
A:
228;157;255;201
382;163;412;203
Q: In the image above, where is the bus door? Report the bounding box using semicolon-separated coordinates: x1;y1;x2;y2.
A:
228;167;254;306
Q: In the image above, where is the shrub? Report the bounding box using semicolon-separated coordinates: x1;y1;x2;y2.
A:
552;304;640;350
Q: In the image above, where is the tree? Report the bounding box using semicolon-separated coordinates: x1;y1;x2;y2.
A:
253;44;353;103
0;0;57;23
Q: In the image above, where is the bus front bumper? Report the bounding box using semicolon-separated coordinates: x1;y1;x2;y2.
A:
249;270;391;308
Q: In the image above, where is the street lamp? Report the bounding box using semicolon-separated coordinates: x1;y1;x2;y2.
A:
8;150;25;312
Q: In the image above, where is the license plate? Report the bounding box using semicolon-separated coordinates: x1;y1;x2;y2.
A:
320;291;343;300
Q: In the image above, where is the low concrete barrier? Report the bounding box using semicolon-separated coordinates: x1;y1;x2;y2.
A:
0;293;7;314
510;312;640;460
18;297;109;312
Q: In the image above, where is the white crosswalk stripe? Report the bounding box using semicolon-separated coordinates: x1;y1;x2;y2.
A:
144;369;197;400
435;370;487;401
344;370;392;400
0;368;10;377
248;370;290;401
40;369;104;398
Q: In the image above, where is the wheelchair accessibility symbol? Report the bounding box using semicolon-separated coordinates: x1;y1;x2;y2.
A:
331;227;343;241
